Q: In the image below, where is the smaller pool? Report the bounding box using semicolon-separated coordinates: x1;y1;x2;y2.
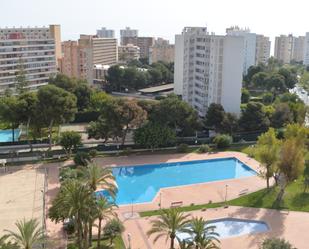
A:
0;129;21;142
176;218;269;240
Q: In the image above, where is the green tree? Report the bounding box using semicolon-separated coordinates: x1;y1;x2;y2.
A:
49;180;95;249
278;67;297;89
244;64;265;84
103;219;124;245
134;122;176;150
106;65;124;91
261;238;296;249
4;219;44;249
37;85;77;149
241;88;250;103
221;113;239;135
147;209;191;249
59;131;81;158
15;60;29;94
271;103;293;128
205;103;225;132
95;197;117;249
74;84;93;111
252;72;269;89
266;73;286;94
255;128;281;189
74;151;91;167
185;217;220;249
213;134;232;149
239;102;270;131
148;68;163;83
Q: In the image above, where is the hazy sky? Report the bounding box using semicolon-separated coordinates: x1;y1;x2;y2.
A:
2;0;309;47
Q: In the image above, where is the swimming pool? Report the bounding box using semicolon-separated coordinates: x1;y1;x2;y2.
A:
0;129;20;142
96;157;256;205
176;218;269;240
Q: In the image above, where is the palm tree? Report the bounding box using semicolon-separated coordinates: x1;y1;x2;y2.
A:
177;237;194;249
4;218;44;249
48;180;95;249
81;162;118;246
185;217;220;249
95;197;118;249
0;235;20;249
81;162;117;196
147;208;191;249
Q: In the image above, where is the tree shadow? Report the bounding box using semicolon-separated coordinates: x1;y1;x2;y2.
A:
291;192;309;209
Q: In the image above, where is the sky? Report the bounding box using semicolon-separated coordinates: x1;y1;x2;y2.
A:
2;0;309;50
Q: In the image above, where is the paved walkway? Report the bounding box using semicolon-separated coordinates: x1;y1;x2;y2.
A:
123;206;309;249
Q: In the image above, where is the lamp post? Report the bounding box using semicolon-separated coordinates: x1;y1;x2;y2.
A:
224;184;228;208
127;233;131;249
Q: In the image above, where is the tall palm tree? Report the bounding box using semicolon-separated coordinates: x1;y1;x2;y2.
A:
4;218;45;249
48;180;95;249
147;208;191;249
185;217;220;249
0;235;20;249
95;197;118;249
177;237;194;249
81;162;118;246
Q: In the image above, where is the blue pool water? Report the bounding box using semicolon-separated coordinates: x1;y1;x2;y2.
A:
96;157;256;205
176;218;269;239
0;129;20;142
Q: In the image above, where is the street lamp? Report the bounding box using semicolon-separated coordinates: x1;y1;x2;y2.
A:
127;233;131;249
224;184;228;208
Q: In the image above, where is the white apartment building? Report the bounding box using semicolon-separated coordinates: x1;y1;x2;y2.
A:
304;33;309;66
0;25;61;94
96;27;115;38
226;27;256;74
120;27;138;45
174;27;244;116
255;35;271;65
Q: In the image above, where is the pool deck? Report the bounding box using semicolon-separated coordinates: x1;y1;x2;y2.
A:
122;206;309;249
94;151;266;213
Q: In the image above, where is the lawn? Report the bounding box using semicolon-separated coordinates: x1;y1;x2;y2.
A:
68;236;126;249
140;176;309;217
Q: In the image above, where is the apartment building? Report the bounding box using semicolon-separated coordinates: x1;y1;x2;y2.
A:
60;41;79;78
255;35;271;65
149;38;175;64
304;33;309;66
122;36;155;58
120;27;138;45
118;44;140;64
174;27;244;116
78;35;118;84
96;27;115;38
0;24;60;94
292;36;305;62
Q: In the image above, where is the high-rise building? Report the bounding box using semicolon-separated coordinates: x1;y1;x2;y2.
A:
0;24;60;94
60;41;79;78
96;27;115;38
226;27;256;74
174;27;244;116
304;33;309;66
60;35;118;85
292;36;305;62
149;38;175;64
120;27;138;45
122;36;155;58
78;35;118;84
118;44;140;64
255;35;271;65
274;35;293;64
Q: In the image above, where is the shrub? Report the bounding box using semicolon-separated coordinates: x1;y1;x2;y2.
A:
73;151;90;166
213;134;232;149
261;238;295;249
59;131;81;157
63;219;75;235
89;149;97;158
198;144;210;153
122;147;132;156
176;143;189;153
103;219;125;245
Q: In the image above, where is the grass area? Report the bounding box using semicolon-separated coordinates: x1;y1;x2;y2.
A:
68;236;125;249
140;176;309;217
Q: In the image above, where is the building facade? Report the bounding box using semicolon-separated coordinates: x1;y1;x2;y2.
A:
149;38;175;64
122;36;155;58
120;27;138;45
255;35;271;65
174;27;244;116
274;34;298;64
226;27;256;74
60;41;79;78
0;25;60;94
96;27;115;38
291;36;305;62
304;33;309;66
118;44;140;64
